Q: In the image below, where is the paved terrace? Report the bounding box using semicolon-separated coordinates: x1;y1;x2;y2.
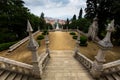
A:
42;50;94;80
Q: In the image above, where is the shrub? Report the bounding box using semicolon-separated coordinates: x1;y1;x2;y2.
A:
70;32;76;35
37;40;41;46
42;30;49;35
73;35;78;40
0;42;16;51
37;35;44;40
79;36;88;46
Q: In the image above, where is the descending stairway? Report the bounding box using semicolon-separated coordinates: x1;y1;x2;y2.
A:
0;51;119;80
0;69;37;80
42;51;94;80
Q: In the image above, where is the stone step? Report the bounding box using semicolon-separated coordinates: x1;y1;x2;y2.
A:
14;74;23;80
99;77;107;80
6;72;17;80
0;69;4;75
106;75;115;80
0;69;39;80
0;71;10;80
112;73;120;80
21;75;28;80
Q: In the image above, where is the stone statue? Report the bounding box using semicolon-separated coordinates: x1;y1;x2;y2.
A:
88;17;98;41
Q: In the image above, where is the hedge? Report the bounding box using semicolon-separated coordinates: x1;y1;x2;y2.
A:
79;36;88;46
0;42;16;51
42;30;49;35
73;35;78;40
70;32;76;35
37;35;44;40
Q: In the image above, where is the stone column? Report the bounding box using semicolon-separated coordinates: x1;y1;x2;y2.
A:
90;20;115;78
27;20;41;79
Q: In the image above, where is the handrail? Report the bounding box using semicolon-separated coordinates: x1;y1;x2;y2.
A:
0;57;33;69
77;52;93;64
103;60;120;69
39;52;50;71
75;52;93;70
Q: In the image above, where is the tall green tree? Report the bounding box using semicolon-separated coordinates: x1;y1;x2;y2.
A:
39;12;46;30
72;14;77;21
78;8;83;19
0;0;29;41
85;0;120;45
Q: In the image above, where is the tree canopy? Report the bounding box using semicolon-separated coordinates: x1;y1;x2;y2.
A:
85;0;120;45
0;0;46;44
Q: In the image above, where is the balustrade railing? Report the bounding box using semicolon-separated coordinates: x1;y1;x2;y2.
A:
103;60;120;74
0;57;33;75
74;52;93;70
39;52;50;70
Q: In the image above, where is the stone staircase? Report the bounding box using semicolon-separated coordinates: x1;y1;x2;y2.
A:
42;51;94;80
99;60;120;80
100;72;120;80
74;52;120;80
0;69;36;80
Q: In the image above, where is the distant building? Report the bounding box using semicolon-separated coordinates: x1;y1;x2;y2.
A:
45;17;66;26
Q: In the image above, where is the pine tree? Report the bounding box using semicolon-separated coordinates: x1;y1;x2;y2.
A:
78;8;83;19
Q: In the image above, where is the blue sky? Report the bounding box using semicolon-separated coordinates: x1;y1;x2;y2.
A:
23;0;86;19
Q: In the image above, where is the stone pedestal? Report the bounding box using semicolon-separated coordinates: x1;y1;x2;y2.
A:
90;47;107;78
90;20;115;78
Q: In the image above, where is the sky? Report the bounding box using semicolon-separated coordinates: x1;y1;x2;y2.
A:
23;0;87;20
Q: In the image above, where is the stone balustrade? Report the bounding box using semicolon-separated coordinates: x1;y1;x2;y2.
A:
74;52;93;70
103;60;120;74
39;52;50;70
8;31;39;52
0;57;33;75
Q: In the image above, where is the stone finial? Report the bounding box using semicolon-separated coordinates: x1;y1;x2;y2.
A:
27;20;33;32
27;20;39;50
106;20;115;32
98;20;115;48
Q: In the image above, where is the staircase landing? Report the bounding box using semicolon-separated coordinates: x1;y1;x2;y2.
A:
42;50;94;80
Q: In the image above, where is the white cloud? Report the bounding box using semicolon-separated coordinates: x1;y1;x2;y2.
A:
23;0;86;19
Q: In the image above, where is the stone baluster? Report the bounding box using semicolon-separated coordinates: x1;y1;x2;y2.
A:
27;20;41;79
90;20;115;78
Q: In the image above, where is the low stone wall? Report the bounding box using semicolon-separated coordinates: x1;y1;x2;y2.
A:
8;31;39;52
74;52;93;71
